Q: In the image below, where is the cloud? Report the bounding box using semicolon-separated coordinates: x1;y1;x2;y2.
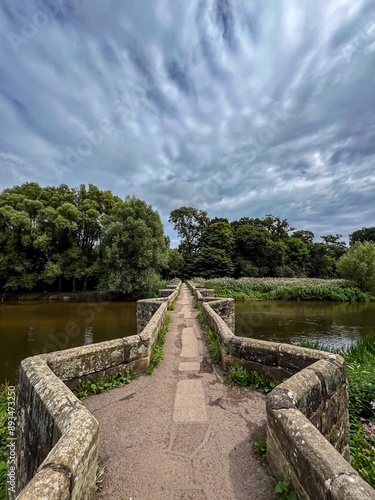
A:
0;0;375;244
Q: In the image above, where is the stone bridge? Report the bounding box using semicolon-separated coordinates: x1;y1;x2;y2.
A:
10;281;375;499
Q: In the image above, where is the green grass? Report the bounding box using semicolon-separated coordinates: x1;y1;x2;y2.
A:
146;314;171;374
193;277;373;302
227;365;280;393
167;301;176;311
253;435;267;463
196;311;222;364
75;370;134;399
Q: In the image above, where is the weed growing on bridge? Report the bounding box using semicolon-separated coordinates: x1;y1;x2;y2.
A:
146;314;171;374
274;481;298;500
253;435;267;463
167;301;176;311
227;365;279;393
75;370;134;399
197;311;221;364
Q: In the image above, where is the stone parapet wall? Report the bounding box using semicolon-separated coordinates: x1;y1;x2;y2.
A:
187;281;375;500
12;281;181;500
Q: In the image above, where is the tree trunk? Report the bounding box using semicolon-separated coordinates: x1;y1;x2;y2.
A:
58;276;62;293
83;276;87;291
72;277;76;292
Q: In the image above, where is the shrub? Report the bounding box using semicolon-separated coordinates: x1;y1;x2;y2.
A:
337;242;375;293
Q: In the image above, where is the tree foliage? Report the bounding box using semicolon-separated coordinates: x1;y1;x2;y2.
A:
100;196;167;297
169;206;352;280
0;183;168;296
350;227;375;246
337;242;375;292
168;206;209;256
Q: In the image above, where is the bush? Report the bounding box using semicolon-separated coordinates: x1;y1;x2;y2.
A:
194;277;372;302
337;242;375;292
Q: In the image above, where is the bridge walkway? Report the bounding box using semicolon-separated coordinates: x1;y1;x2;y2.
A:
84;283;273;500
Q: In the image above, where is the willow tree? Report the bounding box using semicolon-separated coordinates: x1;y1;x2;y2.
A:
100;196;168;297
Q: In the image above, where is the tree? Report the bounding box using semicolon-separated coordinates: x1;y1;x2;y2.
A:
350;227;375;246
201;221;234;254
337;242;375;292
164;249;184;279
292;230;314;244
285;237;310;276
232;223;285;276
192;247;234;278
308;243;337;278
253;214;295;239
169;207;209;256
100;197;168;297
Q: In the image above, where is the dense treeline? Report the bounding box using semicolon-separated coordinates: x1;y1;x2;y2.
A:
2;185;375;297
0;183;171;297
169;206;375;281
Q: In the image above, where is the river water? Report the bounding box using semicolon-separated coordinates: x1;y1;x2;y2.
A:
2;299;374;384
235;300;375;349
0;301;137;384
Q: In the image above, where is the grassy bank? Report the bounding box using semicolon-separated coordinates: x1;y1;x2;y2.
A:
301;338;375;488
194;277;372;301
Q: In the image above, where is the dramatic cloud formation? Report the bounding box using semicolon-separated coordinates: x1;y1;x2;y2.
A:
1;0;375;243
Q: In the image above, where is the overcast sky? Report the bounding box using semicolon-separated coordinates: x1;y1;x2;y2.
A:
1;0;375;245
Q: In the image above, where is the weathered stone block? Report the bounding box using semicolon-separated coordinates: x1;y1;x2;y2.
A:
268;408;359;500
46;339;125;380
278;344;327;371
16;467;71;500
136;299;161;334
40;411;98;500
329;472;375;499
208;298;235;333
277;368;322;417
232;337;279;366
308;357;346;398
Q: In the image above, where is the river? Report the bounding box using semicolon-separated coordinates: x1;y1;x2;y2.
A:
0;301;137;384
235;300;375;349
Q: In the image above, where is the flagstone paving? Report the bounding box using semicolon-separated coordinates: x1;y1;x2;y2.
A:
84;284;273;500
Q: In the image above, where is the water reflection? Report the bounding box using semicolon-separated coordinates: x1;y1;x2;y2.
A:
27;326;35;342
235;300;375;350
84;326;94;345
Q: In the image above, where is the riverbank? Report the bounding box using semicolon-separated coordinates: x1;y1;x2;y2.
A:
194;277;373;301
1;291;133;302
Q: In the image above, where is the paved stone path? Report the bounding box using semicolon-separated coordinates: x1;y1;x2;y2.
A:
84;284;273;500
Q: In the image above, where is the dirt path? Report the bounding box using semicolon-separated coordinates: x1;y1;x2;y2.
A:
84;284;273;500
